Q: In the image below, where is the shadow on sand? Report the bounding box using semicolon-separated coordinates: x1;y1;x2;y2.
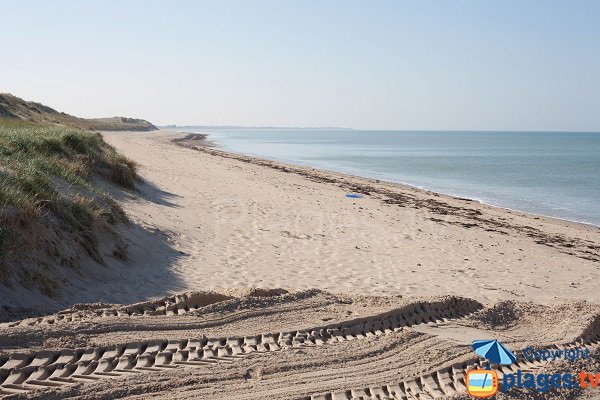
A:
0;178;189;321
106;176;182;208
135;178;182;208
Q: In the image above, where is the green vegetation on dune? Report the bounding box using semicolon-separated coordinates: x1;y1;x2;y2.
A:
0;119;137;287
0;93;157;132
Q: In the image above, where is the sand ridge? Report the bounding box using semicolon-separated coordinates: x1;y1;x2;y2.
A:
1;289;599;399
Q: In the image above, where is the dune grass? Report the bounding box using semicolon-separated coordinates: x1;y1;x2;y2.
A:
0;119;137;278
0;93;157;132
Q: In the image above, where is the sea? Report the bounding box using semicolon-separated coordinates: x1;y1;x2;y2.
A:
181;128;600;227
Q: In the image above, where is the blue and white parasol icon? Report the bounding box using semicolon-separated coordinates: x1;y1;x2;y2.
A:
472;339;516;366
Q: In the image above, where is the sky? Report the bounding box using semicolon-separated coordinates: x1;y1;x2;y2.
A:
2;0;600;131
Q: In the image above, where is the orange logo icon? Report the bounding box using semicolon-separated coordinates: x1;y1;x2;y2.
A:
466;369;498;398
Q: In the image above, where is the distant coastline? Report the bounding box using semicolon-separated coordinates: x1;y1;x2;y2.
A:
162;125;600;133
160;125;352;130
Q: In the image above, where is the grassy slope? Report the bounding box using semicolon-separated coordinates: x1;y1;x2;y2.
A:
0;93;157;131
0;119;137;296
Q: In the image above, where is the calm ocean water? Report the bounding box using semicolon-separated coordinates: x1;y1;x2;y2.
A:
186;129;600;227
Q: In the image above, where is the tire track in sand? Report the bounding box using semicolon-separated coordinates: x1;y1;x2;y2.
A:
0;297;480;397
309;325;600;399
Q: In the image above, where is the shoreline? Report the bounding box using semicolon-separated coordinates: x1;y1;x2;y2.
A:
99;130;599;304
176;131;599;232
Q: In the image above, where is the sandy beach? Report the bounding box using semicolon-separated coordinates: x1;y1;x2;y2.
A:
100;130;599;304
1;129;599;399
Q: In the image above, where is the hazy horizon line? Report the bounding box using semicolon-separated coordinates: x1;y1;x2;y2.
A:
161;125;600;133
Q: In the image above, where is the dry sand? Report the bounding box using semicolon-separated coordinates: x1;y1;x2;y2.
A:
99;130;599;304
1;289;600;399
1;129;599;399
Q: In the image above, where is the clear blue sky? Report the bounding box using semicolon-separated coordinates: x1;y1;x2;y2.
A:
2;0;599;130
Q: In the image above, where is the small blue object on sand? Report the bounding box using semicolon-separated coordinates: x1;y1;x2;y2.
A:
345;193;363;198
